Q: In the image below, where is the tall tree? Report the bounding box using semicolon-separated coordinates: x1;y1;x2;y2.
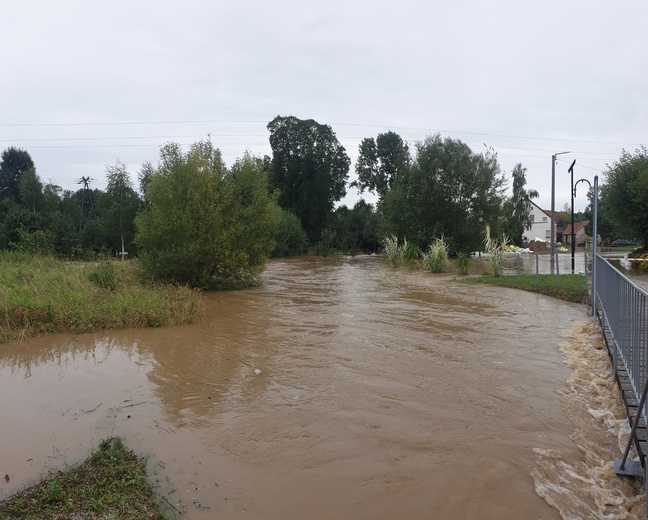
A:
100;160;141;258
18;167;45;214
0;147;35;204
354;131;410;201
267;116;350;241
382;134;505;253
502;163;539;245
600;146;648;246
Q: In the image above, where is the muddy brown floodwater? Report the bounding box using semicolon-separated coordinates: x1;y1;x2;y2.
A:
0;256;642;518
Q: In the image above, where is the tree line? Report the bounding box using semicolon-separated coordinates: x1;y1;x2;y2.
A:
0;115;645;288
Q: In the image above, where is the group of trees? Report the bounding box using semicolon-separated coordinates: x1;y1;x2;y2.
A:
597;146;648;248
0;147;141;258
1;115;644;289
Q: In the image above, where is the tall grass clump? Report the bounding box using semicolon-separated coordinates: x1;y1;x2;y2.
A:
422;237;449;273
402;239;421;269
456;252;470;275
383;235;403;267
0;252;201;344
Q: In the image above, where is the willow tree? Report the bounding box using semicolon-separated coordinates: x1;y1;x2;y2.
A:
135;142;279;289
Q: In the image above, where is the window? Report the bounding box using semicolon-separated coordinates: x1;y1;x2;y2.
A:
530;214;535;222
542;216;547;222
545;229;550;238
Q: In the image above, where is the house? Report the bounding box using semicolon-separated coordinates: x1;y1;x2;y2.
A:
562;221;588;246
525;200;557;243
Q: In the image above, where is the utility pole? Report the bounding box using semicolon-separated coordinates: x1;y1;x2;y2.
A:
569;160;576;273
551;151;570;266
76;176;95;231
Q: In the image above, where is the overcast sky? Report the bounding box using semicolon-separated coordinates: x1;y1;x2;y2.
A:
2;0;646;212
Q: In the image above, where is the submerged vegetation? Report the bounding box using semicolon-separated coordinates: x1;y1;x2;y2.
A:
0;251;199;344
0;438;169;519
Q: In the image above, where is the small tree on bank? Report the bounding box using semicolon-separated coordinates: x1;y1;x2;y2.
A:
135;142;279;289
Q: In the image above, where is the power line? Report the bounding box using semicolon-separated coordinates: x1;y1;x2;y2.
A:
0;134;268;143
0;118;643;147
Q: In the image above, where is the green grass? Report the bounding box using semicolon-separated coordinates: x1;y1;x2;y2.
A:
0;438;170;519
0;251;201;344
464;273;589;304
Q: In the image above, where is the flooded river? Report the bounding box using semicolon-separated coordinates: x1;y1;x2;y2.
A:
0;256;643;518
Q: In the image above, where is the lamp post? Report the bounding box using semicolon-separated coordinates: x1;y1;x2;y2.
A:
569;158;592;273
551;151;570;264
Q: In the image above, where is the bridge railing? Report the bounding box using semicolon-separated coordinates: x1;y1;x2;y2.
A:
595;254;648;399
594;254;648;514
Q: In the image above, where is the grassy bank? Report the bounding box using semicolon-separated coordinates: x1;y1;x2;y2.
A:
0;252;200;344
465;273;589;304
0;438;170;519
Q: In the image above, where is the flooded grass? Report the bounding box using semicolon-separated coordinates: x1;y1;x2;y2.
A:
0;252;201;344
0;438;169;519
465;273;589;304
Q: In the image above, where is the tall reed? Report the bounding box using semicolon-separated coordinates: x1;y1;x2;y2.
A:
402;239;421;269
382;235;403;267
482;224;510;276
422;237;449;273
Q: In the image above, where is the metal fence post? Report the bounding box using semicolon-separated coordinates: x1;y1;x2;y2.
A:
556;254;560;286
517;253;520;282
536;253;539;286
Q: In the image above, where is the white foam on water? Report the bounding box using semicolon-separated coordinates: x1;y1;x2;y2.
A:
532;321;645;519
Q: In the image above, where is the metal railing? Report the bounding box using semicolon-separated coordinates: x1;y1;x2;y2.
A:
594;254;648;512
595;254;648;401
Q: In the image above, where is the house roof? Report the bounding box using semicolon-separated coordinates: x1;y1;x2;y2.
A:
540;208;570;222
527;199;563;223
563;221;588;235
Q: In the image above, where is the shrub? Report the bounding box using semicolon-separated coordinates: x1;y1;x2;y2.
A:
272;209;309;257
136;144;279;289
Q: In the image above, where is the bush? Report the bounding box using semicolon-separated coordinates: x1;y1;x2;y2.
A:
136;144;279;289
272;209;309;257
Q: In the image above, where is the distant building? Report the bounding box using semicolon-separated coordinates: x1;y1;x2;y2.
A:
526;200;556;243
562;221;589;246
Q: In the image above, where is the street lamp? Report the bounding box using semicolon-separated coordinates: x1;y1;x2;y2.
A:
551;151;570;261
569;158;592;273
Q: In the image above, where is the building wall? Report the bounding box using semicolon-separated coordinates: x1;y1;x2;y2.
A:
526;201;555;243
